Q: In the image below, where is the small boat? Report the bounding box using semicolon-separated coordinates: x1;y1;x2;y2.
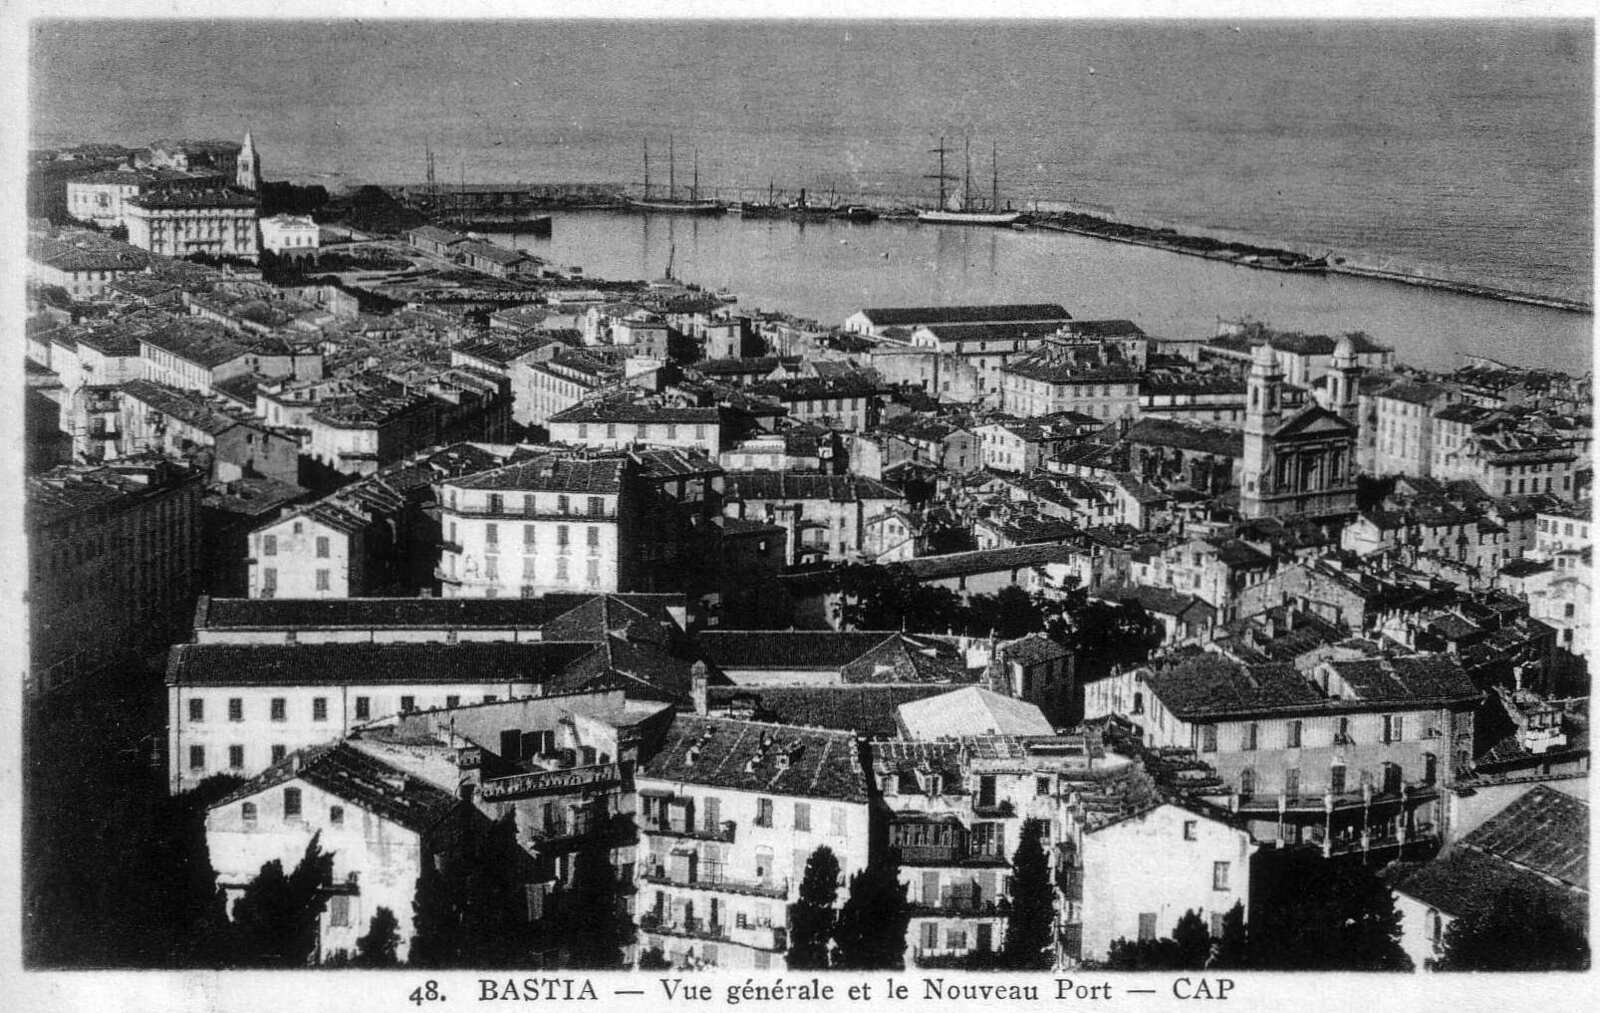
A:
731;179;783;218
833;204;879;223
916;137;1023;227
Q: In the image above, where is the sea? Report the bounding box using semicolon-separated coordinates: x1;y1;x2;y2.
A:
29;18;1596;372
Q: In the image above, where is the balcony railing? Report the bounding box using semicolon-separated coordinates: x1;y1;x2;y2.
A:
639;912;731;942
641;819;737;844
894;844;1009;866
1229;782;1439;815
970;800;1016;818
640;870;790;900
908;897;1010;918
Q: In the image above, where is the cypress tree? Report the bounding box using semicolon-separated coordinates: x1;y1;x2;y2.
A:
407;848;460;968
355;907;402;967
1171;909;1212;969
563;798;632;969
999;819;1054;969
1211;902;1249;969
786;846;841;969
832;857;909;970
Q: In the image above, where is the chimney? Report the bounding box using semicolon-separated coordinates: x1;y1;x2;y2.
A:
691;661;708;716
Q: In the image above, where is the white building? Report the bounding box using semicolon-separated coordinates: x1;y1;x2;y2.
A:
547;404;730;458
125;186;261;261
634;713;873;970
437;455;639;598
28;233;151;300
206;742;462;963
164;639;600;792
260;214;321;261
1075;804;1255;963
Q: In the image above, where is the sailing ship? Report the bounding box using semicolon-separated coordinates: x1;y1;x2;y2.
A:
629;137;725;215
731;178;783;218
917;137;1023;227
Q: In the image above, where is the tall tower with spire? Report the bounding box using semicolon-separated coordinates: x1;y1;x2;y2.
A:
1240;342;1284;519
236;130;261;191
1329;334;1362;427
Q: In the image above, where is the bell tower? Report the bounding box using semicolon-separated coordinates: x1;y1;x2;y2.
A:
237;130;260;191
1330;334;1362;427
1240;342;1283;519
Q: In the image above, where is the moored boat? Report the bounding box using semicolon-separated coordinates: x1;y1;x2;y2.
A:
916;137;1023;227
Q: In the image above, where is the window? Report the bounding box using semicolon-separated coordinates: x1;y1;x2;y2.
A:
229;697;243;722
189;745;205;771
263;534;277;556
400;695;416;713
1138;913;1158;942
242;802;257;823
312;697;328;722
794;802;810;833
557;494;569;514
587;526;601;550
755;846;774;880
1285;767;1301;800
1211;912;1227;938
354;696;370;721
330;805;344;825
329;894;350;927
1200;724;1217;753
588;496;605;517
1037;776;1052;797
189;698;204;722
1242;722;1258;751
1213;861;1230;891
557;525;570;549
1330;764;1347;795
270;697;286;722
1131;691;1143;715
921;922;940;950
272;745;287;763
1286;720;1302;748
284;787;302;818
315;536;329;558
586;558;600;586
1183;820;1197;841
831;807;847;836
488;494;503;514
446;695;460;709
486;523;499;546
315;569;330;591
1239;768;1255;797
755;797;774;828
523;525;535;548
556;556;569;582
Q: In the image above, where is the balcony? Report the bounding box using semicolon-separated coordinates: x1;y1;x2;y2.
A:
641;819;737;844
438;539;463;554
432;565;462;585
908;897;1010;919
894;844;1009;867
970;800;1016;818
640;870;790;900
638;912;731;943
1229;782;1439;817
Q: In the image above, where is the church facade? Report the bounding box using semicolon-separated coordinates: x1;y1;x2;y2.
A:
1239;339;1360;520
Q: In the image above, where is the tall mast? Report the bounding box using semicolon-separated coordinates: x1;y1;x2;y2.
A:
926;136;956;209
963;134;972;211
992;140;999;211
643;138;651;199
669;136;676;201
693;149;700;202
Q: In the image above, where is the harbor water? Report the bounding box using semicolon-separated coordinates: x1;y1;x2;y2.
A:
31;19;1594;308
505;210;1592;375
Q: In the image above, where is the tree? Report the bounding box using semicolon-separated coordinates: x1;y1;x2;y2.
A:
832;563;966;633
999;819;1054;969
832;857;910;970
562;799;632;969
786;846;841;969
407;849;459;968
1435;885;1589;971
1210;902;1249;969
1103;909;1211;970
355;907;402;967
1171;908;1212;968
230;831;334;967
1247;851;1411;971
